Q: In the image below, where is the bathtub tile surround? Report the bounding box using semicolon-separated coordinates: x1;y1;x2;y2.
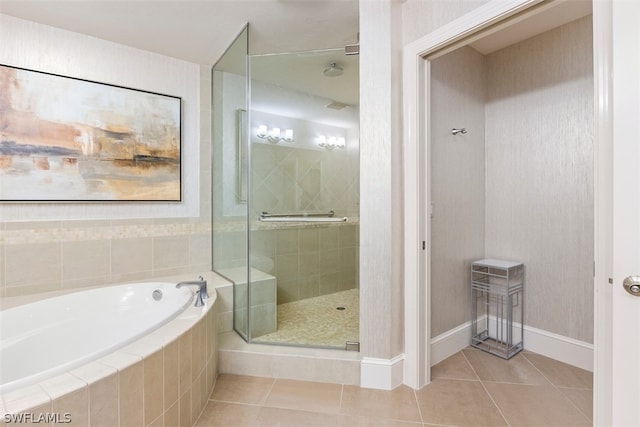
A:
0;272;224;427
0;221;212;304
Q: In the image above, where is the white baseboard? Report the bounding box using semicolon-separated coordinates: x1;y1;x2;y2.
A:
523;325;593;371
430;322;594;372
431;321;473;366
360;354;405;390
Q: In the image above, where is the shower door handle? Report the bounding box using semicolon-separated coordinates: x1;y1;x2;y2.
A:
623;276;640;296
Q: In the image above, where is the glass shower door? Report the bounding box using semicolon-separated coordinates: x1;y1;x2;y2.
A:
247;49;360;349
211;26;250;340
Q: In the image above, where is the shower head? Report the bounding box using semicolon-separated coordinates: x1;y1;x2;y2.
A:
325;101;349;110
323;62;344;77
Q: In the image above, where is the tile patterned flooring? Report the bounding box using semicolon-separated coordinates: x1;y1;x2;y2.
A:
253;289;359;348
196;348;593;426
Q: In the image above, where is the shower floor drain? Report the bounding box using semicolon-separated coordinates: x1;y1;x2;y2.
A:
336;306;346;310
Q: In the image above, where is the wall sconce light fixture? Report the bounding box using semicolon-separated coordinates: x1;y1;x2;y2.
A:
257;125;294;143
317;135;346;150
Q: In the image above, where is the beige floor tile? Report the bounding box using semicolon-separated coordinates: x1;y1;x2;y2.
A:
558;387;593;421
195;401;260;427
257;407;340;427
462;348;549;385
415;379;507;427
340;385;422;423
338;415;423;426
483;382;592;426
431;351;478;381
263;379;342;414
523;352;593;389
210;374;275;405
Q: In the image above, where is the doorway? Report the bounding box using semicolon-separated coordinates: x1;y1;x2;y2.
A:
402;0;600;406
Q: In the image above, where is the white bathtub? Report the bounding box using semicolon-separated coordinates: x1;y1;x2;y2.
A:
0;282;193;394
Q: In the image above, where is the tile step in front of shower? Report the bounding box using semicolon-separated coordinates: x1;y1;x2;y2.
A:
217;331;361;385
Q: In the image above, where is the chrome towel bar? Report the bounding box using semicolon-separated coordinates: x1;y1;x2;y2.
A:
259;210;348;223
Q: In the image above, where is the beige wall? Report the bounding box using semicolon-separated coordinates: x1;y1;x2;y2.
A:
485;16;594;342
402;0;493;45
359;0;404;360
427;16;594;343
0;15;212;301
430;46;487;337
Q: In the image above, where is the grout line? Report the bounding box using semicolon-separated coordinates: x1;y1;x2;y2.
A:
208;399;263;407
260;377;277;406
413;388;424;425
461;350;511;427
521;352;593;422
338;383;344;415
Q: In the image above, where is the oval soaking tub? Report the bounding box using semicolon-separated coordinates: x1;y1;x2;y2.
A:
0;276;221;427
0;282;193;394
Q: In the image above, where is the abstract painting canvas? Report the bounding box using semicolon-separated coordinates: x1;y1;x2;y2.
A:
0;64;181;201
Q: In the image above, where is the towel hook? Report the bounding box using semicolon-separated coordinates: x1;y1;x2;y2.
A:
451;128;467;135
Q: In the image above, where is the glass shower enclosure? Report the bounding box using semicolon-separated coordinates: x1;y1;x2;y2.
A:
213;27;359;350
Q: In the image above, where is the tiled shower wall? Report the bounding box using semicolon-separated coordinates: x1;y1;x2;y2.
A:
251;143;359;220
252;223;359;304
214;141;360;305
0;15;213;302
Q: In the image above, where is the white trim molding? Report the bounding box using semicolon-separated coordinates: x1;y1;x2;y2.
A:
361;355;405;390
430;322;594;372
523;325;593;372
430;322;473;366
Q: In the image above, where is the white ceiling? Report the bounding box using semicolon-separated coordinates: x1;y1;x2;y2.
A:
251;49;359;106
469;0;592;54
0;0;359;66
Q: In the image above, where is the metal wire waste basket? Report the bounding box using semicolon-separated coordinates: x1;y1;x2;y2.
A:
471;259;524;359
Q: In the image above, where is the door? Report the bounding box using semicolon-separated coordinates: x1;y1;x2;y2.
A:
211;25;250;340
612;0;640;424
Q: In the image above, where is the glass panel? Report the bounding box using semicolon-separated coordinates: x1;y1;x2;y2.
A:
248;49;360;349
212;26;249;340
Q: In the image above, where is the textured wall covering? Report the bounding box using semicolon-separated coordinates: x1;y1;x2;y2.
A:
430;46;487;337
428;16;594;344
485;16;594;343
402;0;493;46
0;15;212;300
359;0;404;359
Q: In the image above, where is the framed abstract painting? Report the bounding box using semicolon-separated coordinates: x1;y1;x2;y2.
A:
0;64;182;201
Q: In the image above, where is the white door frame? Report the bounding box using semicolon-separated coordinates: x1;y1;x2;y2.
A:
402;0;612;423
